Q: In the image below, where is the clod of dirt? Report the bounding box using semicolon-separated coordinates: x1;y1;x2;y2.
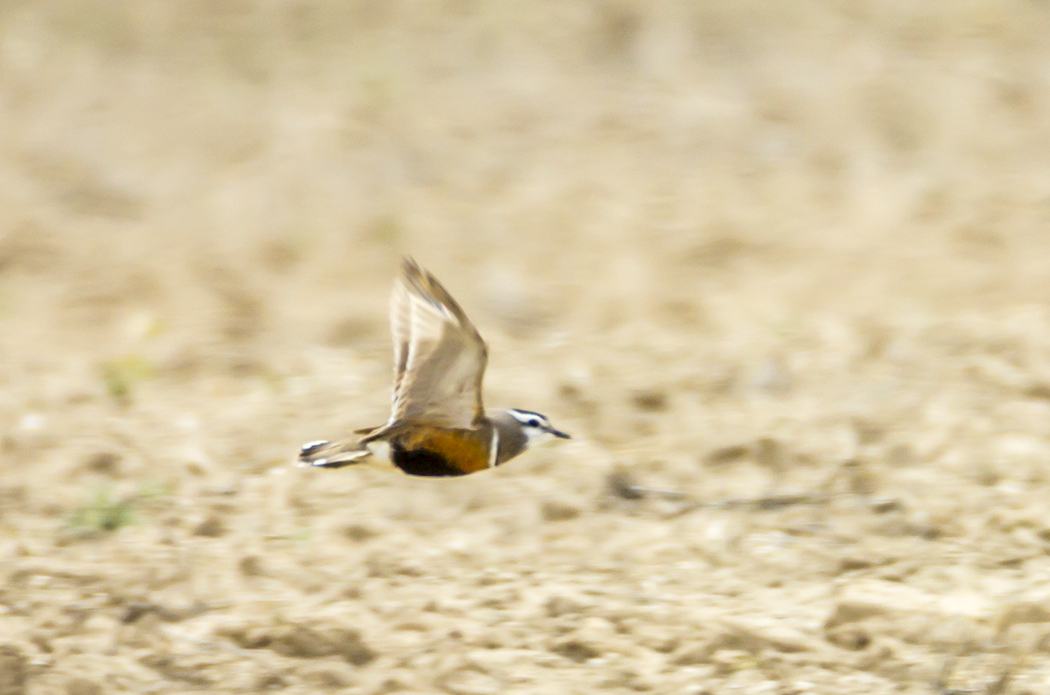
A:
996;600;1050;634
439;668;501;695
363;671;416;695
238;555;266;577
606;467;643;500
545;594;590;618
837;556;877;573
229;622;377;666
83;452;121;476
754;437;784;468
626;623;680;654
670;642;712;666
343;523;381;543
301;662;357;689
704;622;813;656
120;602;154;623
550;637;601;663
704;444;751;467
826;625;871;651
630;388;668;412
0;644;28;695
274;626;336;657
192;513;227;538
540;499;582;522
0;224;61;274
841;458;881;496
65;677;102;695
824;601;888;630
853;419;886;445
258;238;303;274
1024;382;1050;400
253;673;287;691
870;498;904;514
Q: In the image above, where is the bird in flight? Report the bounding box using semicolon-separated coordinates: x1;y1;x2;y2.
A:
299;258;569;477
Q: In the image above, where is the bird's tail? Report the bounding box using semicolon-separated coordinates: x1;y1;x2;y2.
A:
298;439;372;468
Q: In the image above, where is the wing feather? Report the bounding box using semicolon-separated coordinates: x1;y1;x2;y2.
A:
386;258;488;429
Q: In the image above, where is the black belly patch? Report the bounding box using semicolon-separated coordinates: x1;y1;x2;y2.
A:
391;442;469;477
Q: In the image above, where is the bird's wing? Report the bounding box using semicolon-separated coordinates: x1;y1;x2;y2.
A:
387;258;488;429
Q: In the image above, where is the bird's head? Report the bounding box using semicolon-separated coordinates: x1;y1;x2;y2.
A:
503;408;571;446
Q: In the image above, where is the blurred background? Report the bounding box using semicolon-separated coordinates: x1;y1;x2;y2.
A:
4;1;1050;692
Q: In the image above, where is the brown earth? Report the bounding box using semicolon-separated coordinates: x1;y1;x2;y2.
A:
4;1;1050;693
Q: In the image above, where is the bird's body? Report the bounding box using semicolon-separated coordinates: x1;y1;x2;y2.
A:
299;259;568;476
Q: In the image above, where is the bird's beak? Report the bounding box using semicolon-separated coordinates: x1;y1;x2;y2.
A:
550;428;571;439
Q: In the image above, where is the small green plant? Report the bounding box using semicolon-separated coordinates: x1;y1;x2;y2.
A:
134;479;174;514
99;354;153;404
68;487;136;535
136;479;173;500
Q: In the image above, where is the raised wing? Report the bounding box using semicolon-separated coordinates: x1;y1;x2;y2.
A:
387;258;488;428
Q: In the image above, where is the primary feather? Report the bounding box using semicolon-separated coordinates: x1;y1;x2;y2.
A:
386;258;489;429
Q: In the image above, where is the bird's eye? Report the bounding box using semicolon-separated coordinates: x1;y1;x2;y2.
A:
527;419;540;427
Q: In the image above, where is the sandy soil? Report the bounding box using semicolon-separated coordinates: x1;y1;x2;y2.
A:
4;1;1050;693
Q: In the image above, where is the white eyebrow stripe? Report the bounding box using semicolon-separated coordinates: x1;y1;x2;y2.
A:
507;409;546;425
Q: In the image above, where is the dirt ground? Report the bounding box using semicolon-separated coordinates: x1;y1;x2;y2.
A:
6;1;1050;693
